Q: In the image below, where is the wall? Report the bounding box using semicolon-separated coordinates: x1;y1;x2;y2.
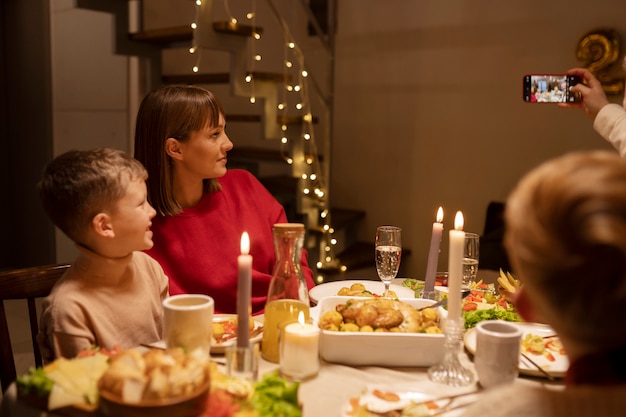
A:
50;0;130;262
5;1;624;278
331;0;624;279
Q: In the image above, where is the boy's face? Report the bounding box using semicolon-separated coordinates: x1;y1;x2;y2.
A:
109;178;156;253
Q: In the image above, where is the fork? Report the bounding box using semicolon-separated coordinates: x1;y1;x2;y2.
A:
520;352;556;381
417;289;471;311
367;388;481;416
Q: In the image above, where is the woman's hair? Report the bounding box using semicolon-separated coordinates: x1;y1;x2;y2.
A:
134;84;225;216
504;150;626;348
38;148;147;243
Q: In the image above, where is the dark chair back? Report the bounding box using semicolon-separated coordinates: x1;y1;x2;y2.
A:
480;201;511;271
0;264;69;393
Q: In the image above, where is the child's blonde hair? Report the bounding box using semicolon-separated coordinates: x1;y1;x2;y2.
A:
38;148;147;243
505;150;626;349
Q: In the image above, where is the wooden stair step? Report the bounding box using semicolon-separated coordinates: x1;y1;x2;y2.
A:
212;21;264;37
129;22;264;45
229;147;288;163
129;25;193;44
307;207;366;235
327;208;366;232
162;71;291;85
320;241;375;272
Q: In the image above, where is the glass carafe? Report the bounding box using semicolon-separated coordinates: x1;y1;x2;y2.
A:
261;223;310;363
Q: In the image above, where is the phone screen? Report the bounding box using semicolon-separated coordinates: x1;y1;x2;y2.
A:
523;74;581;103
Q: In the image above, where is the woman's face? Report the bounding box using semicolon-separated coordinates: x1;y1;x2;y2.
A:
177;113;233;180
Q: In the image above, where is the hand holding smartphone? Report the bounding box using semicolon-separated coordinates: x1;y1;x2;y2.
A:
523;74;582;103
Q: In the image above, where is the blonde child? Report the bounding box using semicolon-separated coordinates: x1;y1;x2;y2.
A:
37;148;169;361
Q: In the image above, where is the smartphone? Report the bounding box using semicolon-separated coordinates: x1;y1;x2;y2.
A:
523;74;582;103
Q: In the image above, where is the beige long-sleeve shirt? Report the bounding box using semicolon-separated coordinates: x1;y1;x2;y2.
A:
38;245;169;361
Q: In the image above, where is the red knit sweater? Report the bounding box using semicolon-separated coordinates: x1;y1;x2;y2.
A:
146;170;315;314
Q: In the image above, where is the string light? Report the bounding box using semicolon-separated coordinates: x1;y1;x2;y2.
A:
190;0;340;273
190;1;202;72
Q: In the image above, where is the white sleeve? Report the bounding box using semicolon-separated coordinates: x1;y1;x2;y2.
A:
593;103;626;157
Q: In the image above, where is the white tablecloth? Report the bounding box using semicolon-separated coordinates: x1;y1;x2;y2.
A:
1;351;557;417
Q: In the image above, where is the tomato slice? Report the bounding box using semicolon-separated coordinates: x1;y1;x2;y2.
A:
463;302;478;311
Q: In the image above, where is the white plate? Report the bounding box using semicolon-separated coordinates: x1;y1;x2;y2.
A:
464;322;568;378
341;383;477;417
211;314;263;354
309;280;415;304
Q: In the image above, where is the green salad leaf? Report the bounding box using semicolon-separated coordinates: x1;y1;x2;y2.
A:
463;307;520;329
402;278;425;297
16;367;53;397
251;371;302;417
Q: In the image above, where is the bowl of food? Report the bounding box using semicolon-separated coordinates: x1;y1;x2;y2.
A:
98;348;211;417
315;296;447;367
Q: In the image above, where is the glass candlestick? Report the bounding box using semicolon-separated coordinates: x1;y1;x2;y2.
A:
428;317;475;386
420;289;437;300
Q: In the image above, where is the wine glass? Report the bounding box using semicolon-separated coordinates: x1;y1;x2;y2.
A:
463;233;480;288
375;226;402;298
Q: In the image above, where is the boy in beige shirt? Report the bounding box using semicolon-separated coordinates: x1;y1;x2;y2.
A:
37;148;169;361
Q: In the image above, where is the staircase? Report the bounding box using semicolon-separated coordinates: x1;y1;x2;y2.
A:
74;0;375;282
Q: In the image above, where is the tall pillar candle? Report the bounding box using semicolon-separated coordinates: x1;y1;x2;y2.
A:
447;211;465;320
237;232;252;348
423;207;444;296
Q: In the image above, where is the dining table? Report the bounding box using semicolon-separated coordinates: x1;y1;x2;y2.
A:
0;353;563;417
0;274;564;417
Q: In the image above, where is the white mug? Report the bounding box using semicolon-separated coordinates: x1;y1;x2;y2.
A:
474;320;522;388
163;294;214;355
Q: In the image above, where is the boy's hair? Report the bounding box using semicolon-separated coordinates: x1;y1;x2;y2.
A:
134;84;224;217
504;150;626;348
38;148;148;243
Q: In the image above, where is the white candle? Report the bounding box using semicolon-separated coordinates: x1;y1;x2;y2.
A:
424;207;444;294
280;311;320;380
237;232;252;348
447;211;465;320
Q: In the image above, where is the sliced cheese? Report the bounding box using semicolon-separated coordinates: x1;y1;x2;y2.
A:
48;383;85;410
46;353;111;408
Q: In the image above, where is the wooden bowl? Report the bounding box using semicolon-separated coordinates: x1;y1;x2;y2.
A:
98;379;211;417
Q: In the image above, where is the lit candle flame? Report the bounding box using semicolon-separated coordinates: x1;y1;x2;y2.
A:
240;232;250;255
298;311;305;324
436;207;444;223
454;211;464;231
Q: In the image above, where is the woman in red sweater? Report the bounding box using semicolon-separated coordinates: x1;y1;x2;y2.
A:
134;85;315;314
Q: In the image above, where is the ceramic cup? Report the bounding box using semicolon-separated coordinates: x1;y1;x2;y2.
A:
474;320;522;388
163;294;214;355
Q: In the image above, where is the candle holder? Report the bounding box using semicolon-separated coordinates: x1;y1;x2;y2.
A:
279;319;320;381
225;343;259;382
420;289;437;300
428;317;475;386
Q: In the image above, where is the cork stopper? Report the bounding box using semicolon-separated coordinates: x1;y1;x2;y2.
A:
272;223;305;233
